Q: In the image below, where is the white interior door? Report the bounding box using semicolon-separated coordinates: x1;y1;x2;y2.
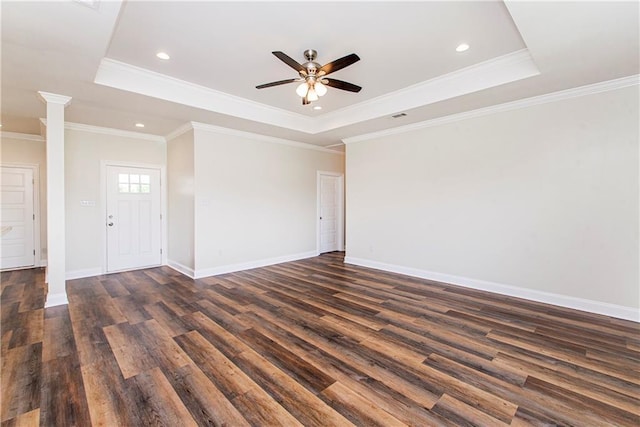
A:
319;173;343;254
106;165;162;272
0;166;35;269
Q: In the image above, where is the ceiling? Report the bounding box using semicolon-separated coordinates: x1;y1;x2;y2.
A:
1;1;638;148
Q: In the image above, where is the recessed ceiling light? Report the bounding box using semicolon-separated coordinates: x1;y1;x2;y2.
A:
313;106;322;110
156;52;170;60
135;123;145;128
456;43;470;52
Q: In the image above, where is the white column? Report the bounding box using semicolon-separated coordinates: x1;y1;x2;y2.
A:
38;91;71;307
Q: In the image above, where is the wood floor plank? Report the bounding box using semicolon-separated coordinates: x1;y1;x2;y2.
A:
39;355;91;426
111;294;154;324
240;310;446;426
125;367;198;427
380;324;527;386
431;393;510;427
0;408;40;427
426;351;625;426
143;301;193;337
80;356;138;425
102;322;157;379
523;376;640;426
492;352;640;412
165;363;251;426
320;381;408;427
245;303;442;410
238;327;336;394
1;343;41;422
104;319;192;379
488;329;640;384
232;349;355;427
42;308;75;362
231;389;304;427
174;330;257;399
99;277;130;298
7;309;43;349
174;330;304;426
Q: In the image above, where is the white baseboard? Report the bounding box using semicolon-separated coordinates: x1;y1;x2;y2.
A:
66;268;102;280
194;251;317;279
45;292;68;308
344;256;639;322
167;260;196;278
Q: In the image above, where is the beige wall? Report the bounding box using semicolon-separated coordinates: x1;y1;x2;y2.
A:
0;135;48;263
193;128;344;274
167;130;195;271
64;129;166;275
346;86;639;311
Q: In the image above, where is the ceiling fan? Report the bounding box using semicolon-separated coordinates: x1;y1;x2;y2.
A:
256;49;361;105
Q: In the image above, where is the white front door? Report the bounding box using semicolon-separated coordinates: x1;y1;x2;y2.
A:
0;166;35;269
319;173;343;254
106;165;162;272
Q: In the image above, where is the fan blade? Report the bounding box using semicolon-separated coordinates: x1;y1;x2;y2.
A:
272;51;305;72
324;78;362;93
319;53;360;76
256;78;299;89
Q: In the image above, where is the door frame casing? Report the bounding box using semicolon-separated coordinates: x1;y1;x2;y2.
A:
0;163;42;268
100;161;167;274
316;171;345;255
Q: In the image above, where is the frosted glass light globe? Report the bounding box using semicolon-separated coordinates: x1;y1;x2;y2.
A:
315;81;327;96
296;83;309;97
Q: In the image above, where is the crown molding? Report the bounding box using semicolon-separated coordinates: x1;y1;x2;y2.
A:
343;74;640;144
37;91;72;106
165;122;194;141
189;121;344;155
165;121;344;154
95;58;316;134
1;131;45;142
39;119;165;142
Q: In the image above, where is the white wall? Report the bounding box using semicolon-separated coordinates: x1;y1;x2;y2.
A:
193;127;344;275
346;86;639;316
167;130;195;272
65;128;166;276
0;135;47;263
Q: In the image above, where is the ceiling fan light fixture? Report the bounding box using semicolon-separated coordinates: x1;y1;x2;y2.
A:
296;82;309;97
307;87;319;102
314;81;327;97
256;49;361;106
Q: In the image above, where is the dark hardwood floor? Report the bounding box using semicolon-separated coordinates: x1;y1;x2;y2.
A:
2;252;639;426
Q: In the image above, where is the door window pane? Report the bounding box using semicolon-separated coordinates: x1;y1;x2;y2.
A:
118;173;152;193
